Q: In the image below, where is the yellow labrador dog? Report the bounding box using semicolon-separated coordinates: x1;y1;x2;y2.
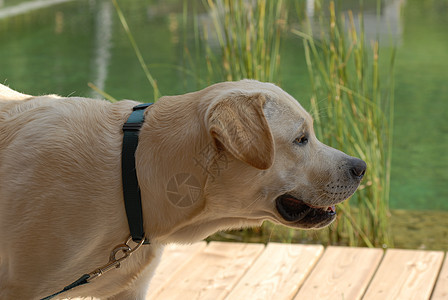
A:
0;80;366;299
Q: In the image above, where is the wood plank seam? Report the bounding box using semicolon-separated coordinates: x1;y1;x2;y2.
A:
146;242;207;298
148;242;265;299
362;249;445;300
221;243;268;298
359;248;386;299
430;252;448;300
226;243;324;300
294;246;384;300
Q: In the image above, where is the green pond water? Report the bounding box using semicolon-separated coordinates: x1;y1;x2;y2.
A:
0;0;447;248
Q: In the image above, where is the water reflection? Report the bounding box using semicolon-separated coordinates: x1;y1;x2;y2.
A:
304;0;406;45
356;0;405;45
91;0;112;98
0;0;75;20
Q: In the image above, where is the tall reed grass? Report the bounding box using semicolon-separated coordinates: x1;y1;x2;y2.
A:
202;0;287;82
292;0;395;247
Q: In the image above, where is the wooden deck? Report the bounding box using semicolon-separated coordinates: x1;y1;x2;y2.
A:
146;242;448;300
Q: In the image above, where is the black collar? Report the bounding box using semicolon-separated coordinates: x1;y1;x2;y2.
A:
121;103;152;244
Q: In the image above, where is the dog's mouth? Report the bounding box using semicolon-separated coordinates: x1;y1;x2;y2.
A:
275;194;336;226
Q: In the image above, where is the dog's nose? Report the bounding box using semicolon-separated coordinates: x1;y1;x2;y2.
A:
349;158;367;180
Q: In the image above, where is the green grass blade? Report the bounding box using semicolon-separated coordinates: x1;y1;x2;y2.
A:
112;0;160;100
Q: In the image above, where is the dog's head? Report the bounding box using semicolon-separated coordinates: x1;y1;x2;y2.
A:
203;80;365;229
144;80;365;242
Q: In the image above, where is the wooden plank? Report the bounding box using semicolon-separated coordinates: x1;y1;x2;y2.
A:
430;253;448;300
146;242;206;298
363;249;444;300
225;243;324;300
294;246;383;300
148;241;264;300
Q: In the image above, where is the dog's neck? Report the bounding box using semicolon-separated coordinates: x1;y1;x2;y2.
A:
132;88;272;244
135;93;215;244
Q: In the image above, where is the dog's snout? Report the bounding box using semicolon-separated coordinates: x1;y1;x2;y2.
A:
349;158;367;180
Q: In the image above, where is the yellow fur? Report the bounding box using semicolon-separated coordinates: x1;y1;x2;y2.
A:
0;80;364;299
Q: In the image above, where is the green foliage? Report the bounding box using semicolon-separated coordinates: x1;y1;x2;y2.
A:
206;0;395;248
202;0;287;82
292;0;395;247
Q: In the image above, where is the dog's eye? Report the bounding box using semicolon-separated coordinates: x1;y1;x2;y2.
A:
294;135;308;146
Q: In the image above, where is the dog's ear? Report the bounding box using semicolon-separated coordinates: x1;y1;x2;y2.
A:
207;93;274;170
